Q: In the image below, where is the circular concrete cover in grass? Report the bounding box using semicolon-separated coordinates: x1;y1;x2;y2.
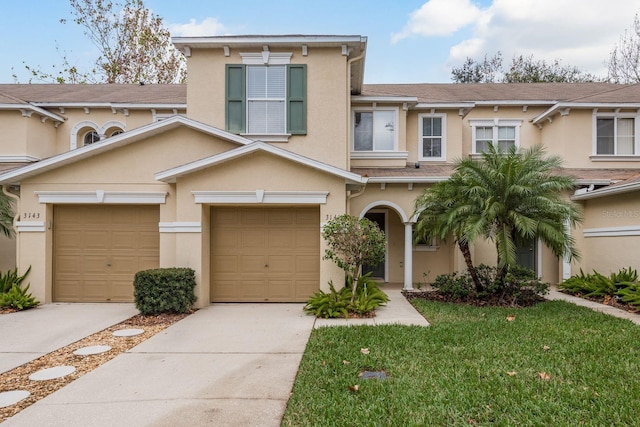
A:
73;345;112;356
112;328;144;337
29;366;76;381
0;390;30;408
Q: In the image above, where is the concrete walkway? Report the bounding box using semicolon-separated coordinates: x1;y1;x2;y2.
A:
0;303;138;374
547;287;640;325
314;284;430;327
4;304;315;427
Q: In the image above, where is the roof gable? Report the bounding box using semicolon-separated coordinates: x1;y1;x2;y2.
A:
155;141;366;185
0;116;253;185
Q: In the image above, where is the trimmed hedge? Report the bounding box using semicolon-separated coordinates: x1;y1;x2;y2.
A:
133;268;197;315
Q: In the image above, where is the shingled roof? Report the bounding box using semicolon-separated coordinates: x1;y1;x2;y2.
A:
361;82;640;104
0;84;186;105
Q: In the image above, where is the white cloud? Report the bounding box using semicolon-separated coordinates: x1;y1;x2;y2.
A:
168;17;227;37
395;0;640;78
391;0;483;43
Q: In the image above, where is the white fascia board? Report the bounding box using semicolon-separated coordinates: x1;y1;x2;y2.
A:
351;96;418;103
0;103;65;121
366;176;450;184
33;102;187;110
0;115;251;185
173;35;366;48
415;103;475;109
156;141;367;184
474;100;557;106
532;102;640;124
571;181;640;200
574;179;615;185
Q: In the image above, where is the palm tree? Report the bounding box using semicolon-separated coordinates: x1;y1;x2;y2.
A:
414;144;582;290
0;190;15;238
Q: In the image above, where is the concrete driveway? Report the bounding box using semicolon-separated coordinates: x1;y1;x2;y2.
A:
5;303;315;427
0;303;138;374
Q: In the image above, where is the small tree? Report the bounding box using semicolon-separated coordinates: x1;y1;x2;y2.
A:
18;0;186;84
322;214;386;303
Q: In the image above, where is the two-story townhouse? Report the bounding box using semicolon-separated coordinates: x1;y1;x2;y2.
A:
0;34;639;307
0;84;186;273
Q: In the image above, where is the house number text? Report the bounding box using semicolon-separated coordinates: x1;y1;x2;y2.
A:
22;212;41;219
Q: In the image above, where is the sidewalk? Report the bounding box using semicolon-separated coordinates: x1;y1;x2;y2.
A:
546;287;640;325
314;283;430;328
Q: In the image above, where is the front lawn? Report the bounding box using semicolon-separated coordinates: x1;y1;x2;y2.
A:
282;300;640;426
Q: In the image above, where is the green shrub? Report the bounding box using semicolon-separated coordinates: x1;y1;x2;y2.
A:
304;274;389;318
348;273;390;315
304;281;351;318
432;264;549;305
610;266;638;283
133;268;196;315
0;266;31;294
617;283;640;309
559;267;640;310
432;271;476;299
0;283;39;310
0;266;39;311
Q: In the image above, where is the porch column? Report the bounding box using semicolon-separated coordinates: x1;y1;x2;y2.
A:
403;222;414;290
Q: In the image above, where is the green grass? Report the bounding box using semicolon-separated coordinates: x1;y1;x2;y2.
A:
282;300;640;426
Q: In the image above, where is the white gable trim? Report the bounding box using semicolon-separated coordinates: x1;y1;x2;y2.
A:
0;115;253;185
34;191;167;204
156;141;366;184
193;190;329;204
159;222;202;233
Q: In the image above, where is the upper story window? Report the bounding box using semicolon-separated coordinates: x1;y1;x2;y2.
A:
247;65;286;134
419;114;446;161
225;57;306;140
83;130;101;146
470;119;522;154
352;108;398;152
595;114;637;156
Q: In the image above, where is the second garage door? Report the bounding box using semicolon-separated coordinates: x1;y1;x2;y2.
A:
211;207;320;302
54;205;159;302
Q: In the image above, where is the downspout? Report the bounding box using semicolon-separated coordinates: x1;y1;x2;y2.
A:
2;184;20;269
346;50;365;214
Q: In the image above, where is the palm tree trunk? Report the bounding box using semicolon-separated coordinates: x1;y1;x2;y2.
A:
458;241;483;292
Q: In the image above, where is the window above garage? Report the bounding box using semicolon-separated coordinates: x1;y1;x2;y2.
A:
225;53;306;142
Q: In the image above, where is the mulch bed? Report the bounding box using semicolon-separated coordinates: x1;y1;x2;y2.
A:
404;290;545;308
0;311;191;423
559;291;639;314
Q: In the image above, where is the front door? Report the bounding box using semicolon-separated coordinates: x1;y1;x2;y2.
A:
363;212;385;279
515;237;536;272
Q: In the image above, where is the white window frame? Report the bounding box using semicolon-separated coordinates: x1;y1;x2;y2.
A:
245;64;287;135
470;119;522;154
351;107;399;154
418;113;446;161
592;112;640;157
412;224;439;252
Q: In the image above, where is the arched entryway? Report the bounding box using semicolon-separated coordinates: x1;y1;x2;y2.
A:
358;201;414;290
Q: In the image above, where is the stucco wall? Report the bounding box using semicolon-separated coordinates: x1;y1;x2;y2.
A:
186;46;349;170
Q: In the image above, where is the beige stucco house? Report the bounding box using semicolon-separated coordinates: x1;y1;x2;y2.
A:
1;35;639;307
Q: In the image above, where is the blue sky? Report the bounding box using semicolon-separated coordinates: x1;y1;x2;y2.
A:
1;0;640;84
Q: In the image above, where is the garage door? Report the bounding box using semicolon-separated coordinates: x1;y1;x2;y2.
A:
211;207;319;302
54;205;159;302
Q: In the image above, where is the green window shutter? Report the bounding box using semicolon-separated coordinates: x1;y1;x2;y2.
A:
226;64;246;133
287;64;307;135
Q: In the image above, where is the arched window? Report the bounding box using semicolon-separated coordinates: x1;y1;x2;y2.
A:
83;131;101;146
